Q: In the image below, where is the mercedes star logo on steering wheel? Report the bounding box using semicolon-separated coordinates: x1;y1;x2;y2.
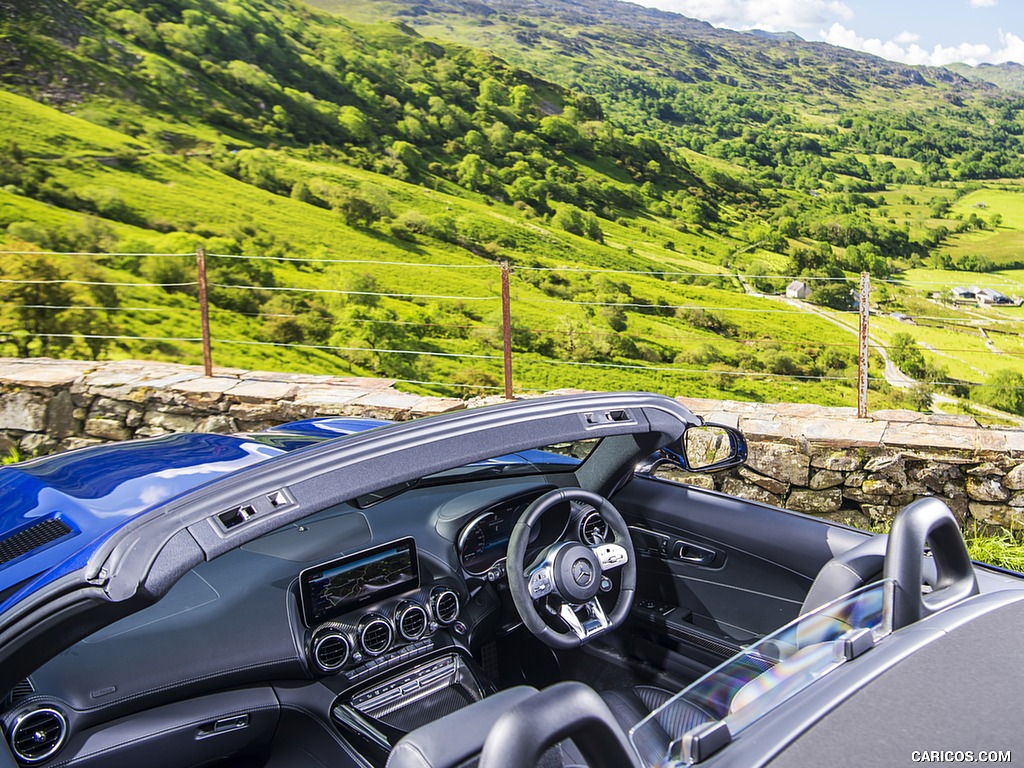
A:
571;558;594;587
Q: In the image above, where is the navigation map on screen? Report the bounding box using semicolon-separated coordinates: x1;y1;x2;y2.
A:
300;538;418;625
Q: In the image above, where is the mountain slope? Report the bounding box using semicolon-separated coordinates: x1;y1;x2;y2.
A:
312;0;1022;184
946;62;1024;93
1;0;1023;414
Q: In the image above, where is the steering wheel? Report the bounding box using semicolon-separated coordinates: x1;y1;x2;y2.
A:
507;489;637;649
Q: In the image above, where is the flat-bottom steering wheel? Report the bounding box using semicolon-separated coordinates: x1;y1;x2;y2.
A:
507;489;636;649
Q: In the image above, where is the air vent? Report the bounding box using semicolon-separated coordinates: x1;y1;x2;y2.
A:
310;625;350;673
431;587;460;625
0;520;72;566
358;615;394;657
396;602;428;641
10;707;67;764
5;679;34;708
579;512;609;546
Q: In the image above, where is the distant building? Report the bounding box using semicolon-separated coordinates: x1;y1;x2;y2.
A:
951;287;976;302
786;280;811;299
978;287;1012;305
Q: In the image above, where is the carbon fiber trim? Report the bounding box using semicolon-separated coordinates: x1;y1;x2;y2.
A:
664;622;747;660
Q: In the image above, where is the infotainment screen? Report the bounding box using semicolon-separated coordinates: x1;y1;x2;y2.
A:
299;538;418;627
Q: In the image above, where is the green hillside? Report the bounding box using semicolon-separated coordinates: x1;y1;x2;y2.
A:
946;62;1024;93
1;0;1024;416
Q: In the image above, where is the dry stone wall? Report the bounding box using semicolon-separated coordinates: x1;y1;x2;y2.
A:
1;358;1023;532
668;398;1024;532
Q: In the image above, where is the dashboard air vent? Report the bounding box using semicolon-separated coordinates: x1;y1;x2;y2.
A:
310;625;350;673
396;602;428;641
431;587;460;625
358;615;394;657
10;707;67;764
0;520;72;566
579;512;609;546
5;679;34;708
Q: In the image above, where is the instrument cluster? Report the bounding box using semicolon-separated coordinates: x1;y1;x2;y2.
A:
456;494;603;580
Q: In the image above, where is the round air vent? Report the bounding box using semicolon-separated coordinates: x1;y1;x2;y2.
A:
395;601;428;641
579;511;609;546
358;615;394;657
10;707;67;764
309;624;351;673
430;587;460;625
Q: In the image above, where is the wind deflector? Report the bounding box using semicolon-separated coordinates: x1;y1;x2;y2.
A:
630;580;893;766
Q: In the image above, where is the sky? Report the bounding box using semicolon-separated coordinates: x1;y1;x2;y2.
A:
631;0;1024;67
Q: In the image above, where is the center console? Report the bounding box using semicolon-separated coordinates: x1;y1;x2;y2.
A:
297;538;495;766
334;649;492;763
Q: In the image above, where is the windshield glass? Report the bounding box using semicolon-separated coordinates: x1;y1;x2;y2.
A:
352;438;602;506
419;438;601;483
630;580;893;766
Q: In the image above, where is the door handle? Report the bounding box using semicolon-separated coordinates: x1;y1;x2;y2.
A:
673;541;716;565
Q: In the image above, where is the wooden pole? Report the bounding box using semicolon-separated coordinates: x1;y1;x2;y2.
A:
857;271;870;418
197;247;213;377
501;262;513;400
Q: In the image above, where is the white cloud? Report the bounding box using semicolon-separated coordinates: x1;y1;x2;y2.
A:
969;0;998;8
822;23;1022;66
638;0;853;34
994;31;1024;64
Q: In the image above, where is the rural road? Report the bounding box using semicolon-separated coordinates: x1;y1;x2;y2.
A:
735;274;1024;425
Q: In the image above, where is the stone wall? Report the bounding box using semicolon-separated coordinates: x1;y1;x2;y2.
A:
668;398;1024;531
2;358;1023;531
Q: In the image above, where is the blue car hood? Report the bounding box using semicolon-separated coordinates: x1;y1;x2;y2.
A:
0;418;393;611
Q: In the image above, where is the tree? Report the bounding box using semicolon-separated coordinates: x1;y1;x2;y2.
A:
552;205;603;243
0;255;75;357
888;332;926;379
808;280;854;310
332;189;381;227
973;369;1024;415
456;154;487;191
906;382;934;412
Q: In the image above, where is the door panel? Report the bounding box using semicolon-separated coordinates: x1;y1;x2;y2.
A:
610;474;871;669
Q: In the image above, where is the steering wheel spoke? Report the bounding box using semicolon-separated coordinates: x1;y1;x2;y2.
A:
527;561;555;599
591;542;629;572
558;597;611;641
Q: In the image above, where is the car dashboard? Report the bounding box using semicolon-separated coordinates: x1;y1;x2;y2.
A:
3;475;596;768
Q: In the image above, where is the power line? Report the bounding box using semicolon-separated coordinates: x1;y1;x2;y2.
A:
520;297;854;313
521;357;864;381
0;251;195;258
212;338;503;360
207;253;497;269
0;278;199;288
1;332;204;343
515;266;733;277
208;283;498;301
4;304;194;313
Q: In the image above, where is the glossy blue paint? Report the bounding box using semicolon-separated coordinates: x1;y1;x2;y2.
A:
263;416;393;438
0;418;389;611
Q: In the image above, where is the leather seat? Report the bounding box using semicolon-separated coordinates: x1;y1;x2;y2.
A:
387;686;538;768
597;685;714;766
